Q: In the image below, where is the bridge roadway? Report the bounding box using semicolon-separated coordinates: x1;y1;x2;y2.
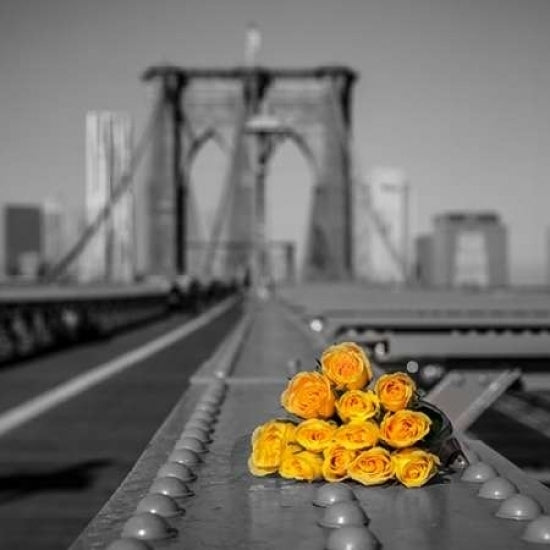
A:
71;293;550;550
0;296;244;550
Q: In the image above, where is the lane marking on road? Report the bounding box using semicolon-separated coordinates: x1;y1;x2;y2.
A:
0;296;241;438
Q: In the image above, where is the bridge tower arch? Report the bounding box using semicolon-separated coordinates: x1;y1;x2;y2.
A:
143;65;357;281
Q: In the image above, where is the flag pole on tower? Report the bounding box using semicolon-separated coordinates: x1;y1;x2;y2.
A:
245;22;261;67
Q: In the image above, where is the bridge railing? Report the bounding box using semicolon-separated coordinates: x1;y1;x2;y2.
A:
0;279;242;367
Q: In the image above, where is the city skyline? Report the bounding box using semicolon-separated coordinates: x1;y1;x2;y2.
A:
1;0;550;283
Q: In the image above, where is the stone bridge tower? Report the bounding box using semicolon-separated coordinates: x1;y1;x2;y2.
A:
143;65;357;281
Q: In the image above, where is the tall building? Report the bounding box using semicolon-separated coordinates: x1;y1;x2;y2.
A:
2;202;69;280
414;234;434;286
365;167;409;284
353;178;372;280
81;111;134;283
42;199;66;271
431;212;508;288
4;204;42;278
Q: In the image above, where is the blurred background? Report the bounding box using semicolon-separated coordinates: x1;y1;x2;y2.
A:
1;0;550;286
1;1;550;549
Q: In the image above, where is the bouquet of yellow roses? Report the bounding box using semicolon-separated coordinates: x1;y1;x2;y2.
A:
248;341;461;488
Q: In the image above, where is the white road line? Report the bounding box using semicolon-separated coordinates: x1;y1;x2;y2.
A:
0;296;240;438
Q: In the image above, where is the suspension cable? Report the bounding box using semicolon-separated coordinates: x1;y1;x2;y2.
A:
201;103;249;279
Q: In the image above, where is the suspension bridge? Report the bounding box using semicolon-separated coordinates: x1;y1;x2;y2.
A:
1;62;550;549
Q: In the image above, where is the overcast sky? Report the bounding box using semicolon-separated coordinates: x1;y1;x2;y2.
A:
1;0;549;283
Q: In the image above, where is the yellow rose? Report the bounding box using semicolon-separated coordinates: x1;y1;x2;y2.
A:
322;445;358;482
336;390;380;423
332;420;379;450
295;419;338;452
248;420;297;476
279;447;323;481
321;342;373;391
280;372;335;419
392;447;440;488
379;410;431;449
375;372;416;412
348;447;395;486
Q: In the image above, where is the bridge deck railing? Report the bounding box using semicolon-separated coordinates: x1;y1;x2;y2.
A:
0;280;241;366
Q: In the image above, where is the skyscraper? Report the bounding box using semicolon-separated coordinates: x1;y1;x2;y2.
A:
431;212;508;288
42;199;65;271
81;111;134;282
2;201;68;280
4;204;42;278
364;166;409;284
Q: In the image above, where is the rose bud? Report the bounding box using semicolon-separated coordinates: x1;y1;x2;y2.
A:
348;446;395;486
379;410;431;448
322;445;358;482
280;372;335;419
375;372;416;412
392;447;440;488
321;342;373;391
336;390;380;423
295;419;338;452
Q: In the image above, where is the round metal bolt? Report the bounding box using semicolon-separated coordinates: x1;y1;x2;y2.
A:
450;454;470;471
150;476;194;498
313;483;357;507
318;502;368;528
496;494;542;521
189;410;217;424
209;389;226;401
478;477;517;500
198;398;222;411
185;418;215;433
156;462;196;482
181;426;213;443
176;436;208;454
201;392;224;405
137;493;182;518
406;360;419;374
106;538;153;550
208;379;226;394
309;317;324;332
326;526;380;550
522;515;550;544
121;512;175;540
169;447;202;466
461;462;497;483
195;402;220;415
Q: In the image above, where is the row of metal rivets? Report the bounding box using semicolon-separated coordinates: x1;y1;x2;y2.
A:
313;483;380;550
105;379;228;549
461;451;550;544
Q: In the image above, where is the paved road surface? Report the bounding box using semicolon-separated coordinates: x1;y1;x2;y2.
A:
0;300;242;550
